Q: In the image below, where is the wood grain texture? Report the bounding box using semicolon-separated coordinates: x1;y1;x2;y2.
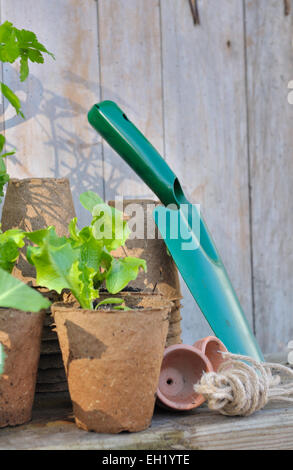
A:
245;0;293;352
0;393;293;449
1;0;102;226
98;0;163;200
160;0;253;341
0;0;292;352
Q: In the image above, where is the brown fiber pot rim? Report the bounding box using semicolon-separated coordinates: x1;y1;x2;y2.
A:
51;301;172;316
157;344;213;411
7;177;70;184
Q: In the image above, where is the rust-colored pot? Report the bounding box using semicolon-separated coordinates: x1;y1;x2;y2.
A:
157;344;213;411
193;336;227;372
52;300;170;433
0;309;44;427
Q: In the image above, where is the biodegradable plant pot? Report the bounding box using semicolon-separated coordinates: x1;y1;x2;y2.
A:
0;309;44;427
97;291;177;348
193;336;228;372
1;177;76;282
157;344;213;411
109;199;182;345
1;178;76;395
52;299;170;433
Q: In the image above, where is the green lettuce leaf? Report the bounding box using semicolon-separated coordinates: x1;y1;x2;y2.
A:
106;257;147;294
0;229;25;273
0;266;50;311
27;227;98;309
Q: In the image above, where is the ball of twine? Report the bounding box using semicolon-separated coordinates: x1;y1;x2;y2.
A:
194;352;293;416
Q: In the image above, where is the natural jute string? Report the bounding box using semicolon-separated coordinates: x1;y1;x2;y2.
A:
194;352;293;416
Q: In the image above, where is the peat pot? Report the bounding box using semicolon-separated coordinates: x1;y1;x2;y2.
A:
1;178;76;395
109;199;183;346
52;297;171;433
0;309;44;427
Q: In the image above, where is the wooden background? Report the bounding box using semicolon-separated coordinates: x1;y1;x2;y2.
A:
0;0;292;353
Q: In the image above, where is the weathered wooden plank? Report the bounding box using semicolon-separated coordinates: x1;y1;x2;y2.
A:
1;0;102;226
98;0;163;200
0;396;292;450
245;0;293;352
160;0;252;343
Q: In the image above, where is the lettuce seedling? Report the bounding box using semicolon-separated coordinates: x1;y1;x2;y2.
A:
26;192;146;309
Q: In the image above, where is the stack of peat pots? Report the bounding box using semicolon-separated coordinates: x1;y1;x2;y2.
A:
109;199;183;347
0;185;183;432
1;178;76;399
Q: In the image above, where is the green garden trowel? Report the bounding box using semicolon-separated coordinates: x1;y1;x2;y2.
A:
88;100;263;361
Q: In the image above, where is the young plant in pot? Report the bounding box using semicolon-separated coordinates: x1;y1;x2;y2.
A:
0;22;53;427
0;227;50;427
27;191;171;433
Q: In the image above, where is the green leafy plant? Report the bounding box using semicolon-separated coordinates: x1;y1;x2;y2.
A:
0;21;54;116
0;228;50;312
0;227;25;272
0;266;50;311
26;192;147;310
0;21;54;200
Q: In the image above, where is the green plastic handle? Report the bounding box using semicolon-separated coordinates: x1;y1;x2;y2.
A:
88;101;184;207
88;100;264;361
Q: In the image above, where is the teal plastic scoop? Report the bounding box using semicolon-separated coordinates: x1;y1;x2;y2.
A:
88;100;263;361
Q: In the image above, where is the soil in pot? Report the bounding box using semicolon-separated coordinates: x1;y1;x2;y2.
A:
0;309;44;427
108;199;183;345
52;298;170;433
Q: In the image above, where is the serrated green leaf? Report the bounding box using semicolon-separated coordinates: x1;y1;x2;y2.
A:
27;48;44;63
0;266;50;311
0;28;19;63
0;21;13;43
27;227;98;309
15;29;37;44
106;257;147;294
